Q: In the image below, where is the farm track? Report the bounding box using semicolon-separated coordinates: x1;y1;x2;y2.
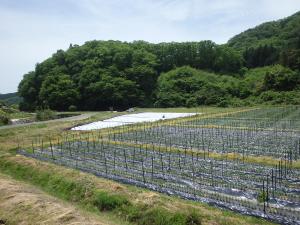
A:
0;112;97;130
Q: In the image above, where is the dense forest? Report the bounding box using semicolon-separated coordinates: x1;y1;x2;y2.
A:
18;11;300;111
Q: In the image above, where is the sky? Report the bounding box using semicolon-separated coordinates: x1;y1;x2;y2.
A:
0;0;300;93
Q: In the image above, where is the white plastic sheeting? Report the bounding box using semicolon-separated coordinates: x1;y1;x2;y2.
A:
71;112;197;131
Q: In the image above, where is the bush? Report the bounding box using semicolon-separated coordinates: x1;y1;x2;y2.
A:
217;100;229;107
186;210;202;225
258;91;300;105
92;191;129;211
260;91;282;103
140;208;202;225
138;207;182;225
35;109;56;121
257;190;268;203
186;97;197;108
120;205;202;225
19;101;36;112
0;110;10;125
262;65;299;91
68;105;77;111
156;66;246;107
120;204;142;221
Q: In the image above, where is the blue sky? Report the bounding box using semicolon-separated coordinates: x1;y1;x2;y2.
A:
1;0;300;93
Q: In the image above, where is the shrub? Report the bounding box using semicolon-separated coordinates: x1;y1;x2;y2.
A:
257;190;268;203
138;207;176;225
0;110;10;125
35;109;56;121
92;191;129;211
122;206;202;225
120;204;142;222
217;100;229;107
186;97;197;108
262;65;299;91
139;208;202;225
186;210;202;225
1;106;17;113
259;91;281;102
68;105;77;111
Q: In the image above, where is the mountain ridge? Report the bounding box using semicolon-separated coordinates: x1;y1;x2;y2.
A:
228;11;300;50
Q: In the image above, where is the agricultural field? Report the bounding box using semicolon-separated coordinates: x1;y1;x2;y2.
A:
14;106;300;225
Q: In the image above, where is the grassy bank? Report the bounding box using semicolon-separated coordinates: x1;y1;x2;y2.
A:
0;154;275;225
0;155;202;225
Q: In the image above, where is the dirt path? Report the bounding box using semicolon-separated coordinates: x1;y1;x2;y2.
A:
0;174;121;225
0;113;97;130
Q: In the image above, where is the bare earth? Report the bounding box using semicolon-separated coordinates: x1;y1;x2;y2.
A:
0;174;116;225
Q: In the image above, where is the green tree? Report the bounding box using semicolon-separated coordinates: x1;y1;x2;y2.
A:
86;75;142;110
39;73;79;110
156;66;229;107
263;65;299;91
18;71;38;111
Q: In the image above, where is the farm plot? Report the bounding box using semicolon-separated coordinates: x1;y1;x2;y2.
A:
188;106;300;130
114;125;300;160
18;107;300;225
111;107;300;160
19;139;300;225
221;107;300;120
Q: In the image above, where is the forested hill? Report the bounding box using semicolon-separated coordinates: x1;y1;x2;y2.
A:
18;41;243;111
18;11;300;111
228;11;300;69
0;92;21;105
228;11;300;50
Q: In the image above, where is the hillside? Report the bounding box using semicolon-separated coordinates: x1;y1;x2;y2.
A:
18;41;243;111
18;11;300;111
228;11;300;69
228;11;300;50
0;92;22;105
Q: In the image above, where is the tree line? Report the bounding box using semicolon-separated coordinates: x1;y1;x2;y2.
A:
18;40;244;111
18;11;300;110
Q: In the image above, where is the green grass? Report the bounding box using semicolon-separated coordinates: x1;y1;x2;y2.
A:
120;206;202;225
93;191;129;211
0;155;205;225
9;111;34;119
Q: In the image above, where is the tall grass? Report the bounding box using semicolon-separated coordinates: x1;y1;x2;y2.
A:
35;109;56;121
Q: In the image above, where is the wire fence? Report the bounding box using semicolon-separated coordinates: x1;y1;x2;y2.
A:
17;106;300;225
